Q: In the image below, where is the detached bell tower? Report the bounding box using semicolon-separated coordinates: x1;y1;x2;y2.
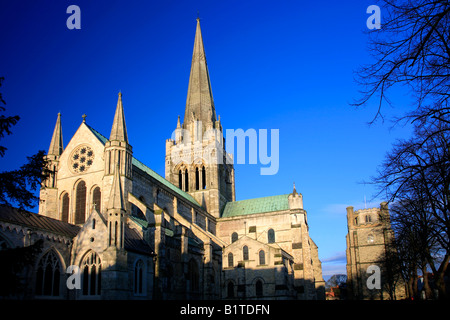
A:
165;18;235;217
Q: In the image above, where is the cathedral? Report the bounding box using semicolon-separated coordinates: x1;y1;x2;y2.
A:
0;19;325;300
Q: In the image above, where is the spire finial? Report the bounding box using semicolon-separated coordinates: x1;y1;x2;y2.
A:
292;182;298;195
82;114;87;123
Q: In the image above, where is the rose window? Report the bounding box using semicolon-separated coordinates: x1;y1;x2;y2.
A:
70;145;95;173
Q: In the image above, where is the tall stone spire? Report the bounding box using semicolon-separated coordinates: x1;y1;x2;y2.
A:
48;113;63;156
109;92;128;143
184;18;217;128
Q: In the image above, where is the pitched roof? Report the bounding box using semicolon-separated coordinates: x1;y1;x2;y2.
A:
0;205;80;238
85;124;200;208
221;194;290;218
124;225;155;256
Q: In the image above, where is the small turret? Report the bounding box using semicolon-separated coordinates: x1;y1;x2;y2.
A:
104;92;133;178
48;113;63;157
45;113;64;188
288;183;303;210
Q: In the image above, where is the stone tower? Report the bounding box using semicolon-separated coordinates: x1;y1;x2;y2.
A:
165;18;235;217
346;202;406;300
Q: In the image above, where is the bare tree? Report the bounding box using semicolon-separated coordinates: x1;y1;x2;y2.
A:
353;0;450;125
373;117;450;298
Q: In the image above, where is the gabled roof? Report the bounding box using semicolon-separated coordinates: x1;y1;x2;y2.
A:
221;194;290;218
0;205;80;238
124;225;155;255
85;124;200;208
0;206;154;256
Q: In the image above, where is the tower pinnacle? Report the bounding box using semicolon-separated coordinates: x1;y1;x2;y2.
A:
48;113;63;156
109;92;128;143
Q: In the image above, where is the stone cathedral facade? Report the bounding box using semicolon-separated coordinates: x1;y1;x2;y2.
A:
0;19;325;300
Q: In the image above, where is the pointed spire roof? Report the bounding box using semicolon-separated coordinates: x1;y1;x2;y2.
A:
291;182;299;196
184;18;217;127
48;113;63;156
108;164;125;210
109;92;128;143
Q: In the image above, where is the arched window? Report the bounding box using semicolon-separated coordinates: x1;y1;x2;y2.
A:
61;193;69;223
227;281;235;298
188;259;199;293
228;252;234;268
231;232;238;243
75;180;87;224
268;228;275;243
195;167;200;190
255;280;263;297
92;187;101;212
243;246;249;261
35;250;61;296
82;251;101;296
365;215;372;223
134;260;144;295
259;250;266;265
0;235;10;250
178;170;182;189
202;166;206;189
185;169;189;192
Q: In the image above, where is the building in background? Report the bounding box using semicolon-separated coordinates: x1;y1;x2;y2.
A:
345;202;406;300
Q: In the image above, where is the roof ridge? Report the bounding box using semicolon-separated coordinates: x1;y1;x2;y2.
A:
231;193;290;203
85;124;201;208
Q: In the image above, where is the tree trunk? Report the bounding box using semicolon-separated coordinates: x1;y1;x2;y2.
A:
421;266;432;299
434;254;449;299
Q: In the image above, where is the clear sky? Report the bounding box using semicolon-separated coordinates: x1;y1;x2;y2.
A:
0;0;413;279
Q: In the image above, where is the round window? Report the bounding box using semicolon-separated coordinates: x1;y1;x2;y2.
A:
70;145;95;173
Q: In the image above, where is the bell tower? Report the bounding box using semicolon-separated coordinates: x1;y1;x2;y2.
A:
165;18;235;217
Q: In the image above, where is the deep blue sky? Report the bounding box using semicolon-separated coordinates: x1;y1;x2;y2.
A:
0;0;413;279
